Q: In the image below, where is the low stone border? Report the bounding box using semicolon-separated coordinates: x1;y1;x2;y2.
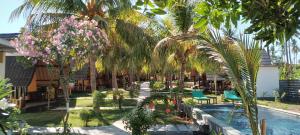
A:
192;107;242;135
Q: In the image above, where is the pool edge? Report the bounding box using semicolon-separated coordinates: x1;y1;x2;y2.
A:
192;107;243;135
258;104;300;117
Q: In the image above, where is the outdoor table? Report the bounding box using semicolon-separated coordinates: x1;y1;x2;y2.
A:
207;96;217;104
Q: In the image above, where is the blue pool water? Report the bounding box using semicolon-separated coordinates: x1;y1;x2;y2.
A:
201;105;300;135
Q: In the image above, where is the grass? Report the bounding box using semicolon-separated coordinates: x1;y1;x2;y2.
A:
19;109;132;127
57;98;137;108
70;89;139;99
257;99;300;113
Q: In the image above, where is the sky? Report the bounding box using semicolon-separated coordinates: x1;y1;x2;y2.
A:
0;0;26;33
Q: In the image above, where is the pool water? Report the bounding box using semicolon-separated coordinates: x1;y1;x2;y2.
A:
201;105;300;135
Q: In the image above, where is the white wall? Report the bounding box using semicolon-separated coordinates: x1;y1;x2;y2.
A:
256;66;279;97
0;52;5;79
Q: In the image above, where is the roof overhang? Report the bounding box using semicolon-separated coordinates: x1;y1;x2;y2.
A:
0;38;15;52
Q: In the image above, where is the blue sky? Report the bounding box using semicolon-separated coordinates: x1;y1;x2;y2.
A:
0;0;26;33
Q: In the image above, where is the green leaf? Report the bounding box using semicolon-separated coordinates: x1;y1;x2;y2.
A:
135;0;143;6
150;8;166;15
194;18;208;33
153;0;168;8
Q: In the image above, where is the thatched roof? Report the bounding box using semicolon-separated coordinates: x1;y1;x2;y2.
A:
5;56;35;87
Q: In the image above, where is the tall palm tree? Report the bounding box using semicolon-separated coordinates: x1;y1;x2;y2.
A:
199;30;261;135
154;0;196;99
115;15;158;88
10;0;132;92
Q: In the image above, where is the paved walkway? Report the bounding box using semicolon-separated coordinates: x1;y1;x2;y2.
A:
51;106;136;111
28;126;129;135
138;82;151;103
111;82;151;134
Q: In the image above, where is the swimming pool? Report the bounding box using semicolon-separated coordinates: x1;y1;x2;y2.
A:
200;105;300;135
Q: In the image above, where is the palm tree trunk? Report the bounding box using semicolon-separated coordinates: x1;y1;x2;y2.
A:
90;56;97;92
165;73;170;90
201;73;207;88
112;66;118;91
179;62;186;97
266;45;270;58
129;68;134;89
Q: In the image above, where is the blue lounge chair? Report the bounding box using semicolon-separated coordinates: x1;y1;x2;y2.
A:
192;90;210;104
224;90;241;103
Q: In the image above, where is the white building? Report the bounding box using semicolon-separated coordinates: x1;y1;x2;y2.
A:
256;50;279;97
0;38;15;79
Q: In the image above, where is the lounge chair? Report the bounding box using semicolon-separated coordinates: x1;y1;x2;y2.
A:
224;90;241;103
192;90;210;104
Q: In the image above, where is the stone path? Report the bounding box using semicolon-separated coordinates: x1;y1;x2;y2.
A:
138;82;151;102
111;82;152;134
28;126;129;135
51;106;136;111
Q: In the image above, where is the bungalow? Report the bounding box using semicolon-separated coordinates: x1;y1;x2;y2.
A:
0;33;116;108
190;50;279;98
256;50;279;97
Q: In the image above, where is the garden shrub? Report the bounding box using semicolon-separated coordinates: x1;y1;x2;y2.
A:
273;89;286;102
92;91;106;113
79;109;93;127
0;79;29;134
123;108;154;135
153;82;164;91
113;90;124;110
184;98;196;106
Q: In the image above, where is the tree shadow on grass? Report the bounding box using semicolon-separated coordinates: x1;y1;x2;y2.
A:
96;112;110;126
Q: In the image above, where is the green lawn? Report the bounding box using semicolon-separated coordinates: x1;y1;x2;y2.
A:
70;89;139;99
257;100;300;113
19;109;132;127
57;98;137;108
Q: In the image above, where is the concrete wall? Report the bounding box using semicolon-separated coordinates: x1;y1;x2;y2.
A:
256;66;279;97
0;52;5;79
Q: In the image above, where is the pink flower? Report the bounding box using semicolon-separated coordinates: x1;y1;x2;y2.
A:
86;31;93;37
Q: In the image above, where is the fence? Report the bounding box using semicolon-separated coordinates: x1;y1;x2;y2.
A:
279;80;300;102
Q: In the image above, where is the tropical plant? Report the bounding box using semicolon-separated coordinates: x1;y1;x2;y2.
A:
79;109;93;127
273;89;286;102
0;79;28;135
0;79;12;99
194;0;300;44
123;94;169;135
199;29;261;135
92;90;106;113
10;16;109;133
10;0;132;92
151;0;198;107
123;108;154;135
112;90;124;110
152;81;164;91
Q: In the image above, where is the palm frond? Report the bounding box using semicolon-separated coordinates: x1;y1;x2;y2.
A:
199;29;261;135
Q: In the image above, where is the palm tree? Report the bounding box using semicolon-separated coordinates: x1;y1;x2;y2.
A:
154;0;196;100
10;0;132;92
199;30;261;135
115;14;158;89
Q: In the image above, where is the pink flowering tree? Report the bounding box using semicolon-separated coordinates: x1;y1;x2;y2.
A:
10;16;109;131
